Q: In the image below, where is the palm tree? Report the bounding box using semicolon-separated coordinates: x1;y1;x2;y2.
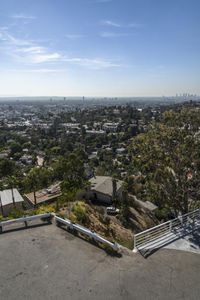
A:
26;168;40;206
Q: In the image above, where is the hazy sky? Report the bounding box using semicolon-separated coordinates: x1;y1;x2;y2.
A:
0;0;200;97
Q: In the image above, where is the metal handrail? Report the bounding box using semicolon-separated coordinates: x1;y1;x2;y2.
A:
135;209;199;237
0;213;52;233
134;208;200;251
55;215;120;252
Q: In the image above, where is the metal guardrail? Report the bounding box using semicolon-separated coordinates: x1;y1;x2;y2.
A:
0;213;120;252
1;209;199;254
133;209;200;252
0;213;52;233
55;215;120;252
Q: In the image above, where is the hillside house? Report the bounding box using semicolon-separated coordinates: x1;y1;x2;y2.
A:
86;176;123;204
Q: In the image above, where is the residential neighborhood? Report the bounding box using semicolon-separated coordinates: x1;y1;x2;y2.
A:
1;99;200;243
0;0;200;298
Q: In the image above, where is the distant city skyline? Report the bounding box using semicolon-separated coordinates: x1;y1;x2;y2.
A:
0;0;200;97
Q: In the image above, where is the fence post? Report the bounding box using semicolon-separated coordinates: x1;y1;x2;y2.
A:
178;214;183;228
169;220;172;232
112;242;120;252
69;222;74;231
24;220;28;228
192;216;195;230
133;235;137;253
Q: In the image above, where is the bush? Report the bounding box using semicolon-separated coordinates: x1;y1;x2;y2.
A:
72;201;88;224
58;190;76;204
69;212;77;223
155;207;170;221
58;210;66;218
8;208;24;219
35;204;55;215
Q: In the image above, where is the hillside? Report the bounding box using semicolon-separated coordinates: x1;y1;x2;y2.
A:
59;200;158;249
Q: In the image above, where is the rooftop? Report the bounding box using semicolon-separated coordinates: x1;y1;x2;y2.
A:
0;189;24;207
129;195;158;212
89;176;123;197
25;182;61;205
0;225;200;300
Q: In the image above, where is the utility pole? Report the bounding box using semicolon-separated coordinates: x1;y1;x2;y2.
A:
11;188;16;208
112;178;117;208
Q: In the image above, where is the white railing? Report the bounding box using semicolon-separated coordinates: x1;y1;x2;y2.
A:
0;213;52;233
0;213;120;252
133;209;200;252
55;215;120;252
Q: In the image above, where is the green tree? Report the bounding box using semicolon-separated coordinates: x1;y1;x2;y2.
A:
24;167;52;205
10;142;22;156
54;153;86;191
129;108;200;217
0;159;16;177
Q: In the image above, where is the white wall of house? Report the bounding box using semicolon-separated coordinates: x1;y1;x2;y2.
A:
1;202;23;217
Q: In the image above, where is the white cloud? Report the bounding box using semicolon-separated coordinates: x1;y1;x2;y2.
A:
30;53;62;64
16;46;44;54
63;57;121;69
65;34;86;39
1;32;33;46
15;46;62;64
100;20;142;29
8;36;33;46
0;28;122;69
100;32;134;38
0;28;61;64
100;20;121;27
11;14;36;20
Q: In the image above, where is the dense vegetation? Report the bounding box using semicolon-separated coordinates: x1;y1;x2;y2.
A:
127;107;200;219
1;102;200;225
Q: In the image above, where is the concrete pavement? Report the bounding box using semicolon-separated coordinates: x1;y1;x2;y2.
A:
165;228;200;254
0;224;200;300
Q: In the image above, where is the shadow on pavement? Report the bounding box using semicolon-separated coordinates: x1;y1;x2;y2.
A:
0;221;52;235
57;223;122;258
188;230;200;250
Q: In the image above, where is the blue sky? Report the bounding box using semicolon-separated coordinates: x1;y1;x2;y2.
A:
0;0;200;97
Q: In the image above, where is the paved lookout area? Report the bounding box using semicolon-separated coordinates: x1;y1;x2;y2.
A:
0;224;200;300
165;228;200;254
